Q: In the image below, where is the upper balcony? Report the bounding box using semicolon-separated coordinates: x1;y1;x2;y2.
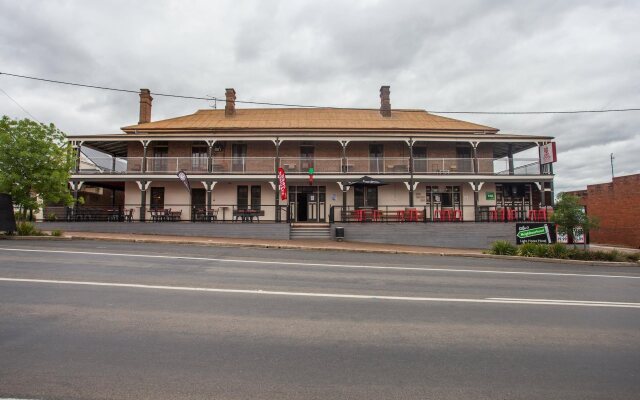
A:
76;156;546;176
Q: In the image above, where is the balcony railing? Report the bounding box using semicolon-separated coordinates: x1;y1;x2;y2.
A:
74;156;545;176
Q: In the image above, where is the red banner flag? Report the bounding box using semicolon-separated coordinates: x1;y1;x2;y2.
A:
277;167;288;201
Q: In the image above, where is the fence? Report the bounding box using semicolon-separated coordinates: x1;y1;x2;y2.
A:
329;204;554;223
42;204;291;223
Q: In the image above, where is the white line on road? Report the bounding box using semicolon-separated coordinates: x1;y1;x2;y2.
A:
0;247;638;280
1;277;639;309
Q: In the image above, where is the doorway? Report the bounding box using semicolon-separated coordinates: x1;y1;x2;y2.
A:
289;185;326;222
191;188;206;221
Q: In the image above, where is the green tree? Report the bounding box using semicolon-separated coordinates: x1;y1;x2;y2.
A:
0;116;74;220
551;192;599;249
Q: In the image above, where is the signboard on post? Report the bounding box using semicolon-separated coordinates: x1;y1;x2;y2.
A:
277;167;287;201
0;194;17;233
539;142;557;165
516;222;556;244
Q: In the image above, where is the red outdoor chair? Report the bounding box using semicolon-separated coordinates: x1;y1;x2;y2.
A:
371;209;382;222
440;209;452;222
488;209;498;222
528;210;537;221
452;209;463;222
506;208;517;221
537;209;547;221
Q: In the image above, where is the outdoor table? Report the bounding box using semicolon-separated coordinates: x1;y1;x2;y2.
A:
354;209;366;222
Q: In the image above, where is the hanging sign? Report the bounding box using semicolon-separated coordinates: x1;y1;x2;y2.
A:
308;167;315;185
539;142;557;165
516;222;556;244
177;170;191;192
277;167;288;201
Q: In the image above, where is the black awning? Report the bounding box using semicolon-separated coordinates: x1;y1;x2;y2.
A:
346;176;387;186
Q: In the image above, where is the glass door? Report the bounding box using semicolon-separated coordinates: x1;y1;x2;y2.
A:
232;144;247;172
369;144;383;173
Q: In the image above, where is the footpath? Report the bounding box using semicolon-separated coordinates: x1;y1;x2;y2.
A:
9;231;637;266
57;231;483;256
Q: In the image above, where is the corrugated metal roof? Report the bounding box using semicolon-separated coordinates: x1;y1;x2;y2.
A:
122;108;498;133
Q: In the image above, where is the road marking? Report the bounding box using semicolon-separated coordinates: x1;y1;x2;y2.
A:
0;247;639;280
1;277;639;309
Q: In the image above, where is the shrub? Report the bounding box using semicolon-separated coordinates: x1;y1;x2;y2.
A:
518;243;539;257
491;240;517;255
548;243;569;259
533;244;550;258
625;253;640;262
16;221;43;236
45;213;58;221
50;229;63;237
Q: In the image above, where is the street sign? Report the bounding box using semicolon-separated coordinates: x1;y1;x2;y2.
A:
516;222;556;244
486;192;495;200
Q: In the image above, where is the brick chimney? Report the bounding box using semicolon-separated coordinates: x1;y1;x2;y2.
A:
380;86;391;117
225;88;236;116
138;89;153;124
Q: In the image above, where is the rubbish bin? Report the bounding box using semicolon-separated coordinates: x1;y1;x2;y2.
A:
335;226;344;242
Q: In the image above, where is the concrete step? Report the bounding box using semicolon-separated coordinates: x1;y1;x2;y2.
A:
290;223;332;240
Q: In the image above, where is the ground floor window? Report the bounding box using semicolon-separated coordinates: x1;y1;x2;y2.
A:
496;183;532;208
354;185;378;209
425;185;461;208
150;187;165;209
237;185;261;210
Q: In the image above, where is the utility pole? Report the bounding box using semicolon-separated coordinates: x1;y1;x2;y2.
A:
610;153;615;180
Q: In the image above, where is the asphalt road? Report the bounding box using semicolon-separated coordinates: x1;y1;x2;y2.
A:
0;240;639;400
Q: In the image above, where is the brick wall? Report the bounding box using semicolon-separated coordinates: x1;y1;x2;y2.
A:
570;174;640;249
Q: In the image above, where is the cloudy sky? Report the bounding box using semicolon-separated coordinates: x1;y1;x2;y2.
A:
1;0;638;193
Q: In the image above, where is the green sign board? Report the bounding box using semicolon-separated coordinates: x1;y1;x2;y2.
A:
516;223;556;244
486;192;495;200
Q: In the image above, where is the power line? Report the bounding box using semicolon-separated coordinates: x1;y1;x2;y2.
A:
1;71;640;115
0;86;40;122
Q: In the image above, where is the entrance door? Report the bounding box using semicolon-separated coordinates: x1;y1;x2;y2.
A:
232;144;247;172
290;186;326;222
191;188;206;220
297;192;309;222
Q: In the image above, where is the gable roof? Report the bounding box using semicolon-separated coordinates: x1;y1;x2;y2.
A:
121;108;498;133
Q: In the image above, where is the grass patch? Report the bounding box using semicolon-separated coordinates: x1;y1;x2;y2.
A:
489;241;640;263
16;221;43;236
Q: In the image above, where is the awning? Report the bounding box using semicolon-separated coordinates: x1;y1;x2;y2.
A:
346;176;387;186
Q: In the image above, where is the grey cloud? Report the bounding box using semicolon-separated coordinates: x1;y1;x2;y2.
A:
0;0;638;194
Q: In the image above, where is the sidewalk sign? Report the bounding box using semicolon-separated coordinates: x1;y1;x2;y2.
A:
516;223;556;244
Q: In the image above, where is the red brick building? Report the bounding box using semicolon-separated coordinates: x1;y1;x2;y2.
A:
568;174;640;249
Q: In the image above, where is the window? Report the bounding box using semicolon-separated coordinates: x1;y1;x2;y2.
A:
237;186;249;210
150;187;165;210
191;144;208;172
300;145;314;172
251;185;261;210
354;185;378;209
237;185;262;211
